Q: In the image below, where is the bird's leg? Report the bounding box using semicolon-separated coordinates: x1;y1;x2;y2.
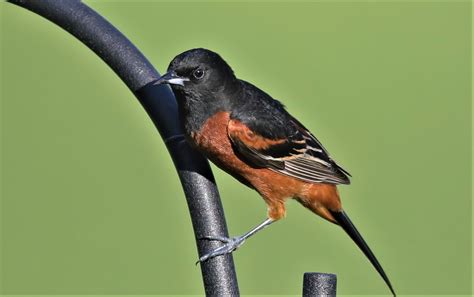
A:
196;218;275;264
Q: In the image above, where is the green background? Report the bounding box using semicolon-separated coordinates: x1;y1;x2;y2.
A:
0;0;471;296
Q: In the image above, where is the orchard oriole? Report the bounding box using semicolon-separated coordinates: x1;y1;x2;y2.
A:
154;48;395;296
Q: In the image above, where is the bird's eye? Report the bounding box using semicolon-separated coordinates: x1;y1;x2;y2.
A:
193;68;205;79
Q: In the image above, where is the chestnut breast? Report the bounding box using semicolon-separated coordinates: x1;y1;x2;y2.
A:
189;111;252;176
188;111;311;201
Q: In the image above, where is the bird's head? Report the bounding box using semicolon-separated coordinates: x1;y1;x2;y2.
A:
154;48;236;95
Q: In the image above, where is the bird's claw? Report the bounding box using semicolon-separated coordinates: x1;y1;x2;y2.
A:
198;235;232;243
195;236;246;265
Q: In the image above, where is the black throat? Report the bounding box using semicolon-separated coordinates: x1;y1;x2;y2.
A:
172;86;236;136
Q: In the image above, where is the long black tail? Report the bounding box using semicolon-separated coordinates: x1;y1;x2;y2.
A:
329;210;396;296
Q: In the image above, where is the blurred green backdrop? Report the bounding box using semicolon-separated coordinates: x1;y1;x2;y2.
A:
0;1;471;296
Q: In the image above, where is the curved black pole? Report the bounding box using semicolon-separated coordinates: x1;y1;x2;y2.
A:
6;0;239;295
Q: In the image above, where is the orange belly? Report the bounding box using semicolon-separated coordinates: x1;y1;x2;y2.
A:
189;111;341;222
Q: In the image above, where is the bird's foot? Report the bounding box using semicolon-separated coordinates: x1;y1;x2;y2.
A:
196;235;246;264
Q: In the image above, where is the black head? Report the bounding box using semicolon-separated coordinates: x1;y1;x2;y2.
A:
154;48;236;95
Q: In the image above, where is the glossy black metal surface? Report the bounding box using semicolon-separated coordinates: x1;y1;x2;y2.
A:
302;272;337;297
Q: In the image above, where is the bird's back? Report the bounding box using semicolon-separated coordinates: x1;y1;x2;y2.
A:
229;80;350;185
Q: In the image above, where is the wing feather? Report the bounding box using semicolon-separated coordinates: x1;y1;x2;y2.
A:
228;118;350;185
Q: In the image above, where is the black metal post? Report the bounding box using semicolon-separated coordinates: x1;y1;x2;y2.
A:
302;272;337;297
6;0;239;295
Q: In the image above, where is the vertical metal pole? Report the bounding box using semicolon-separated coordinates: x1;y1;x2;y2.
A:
302;272;337;297
6;0;239;295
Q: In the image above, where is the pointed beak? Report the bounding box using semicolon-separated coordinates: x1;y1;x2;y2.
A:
153;71;189;86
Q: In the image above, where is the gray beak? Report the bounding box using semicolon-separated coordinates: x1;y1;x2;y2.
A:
153;71;189;86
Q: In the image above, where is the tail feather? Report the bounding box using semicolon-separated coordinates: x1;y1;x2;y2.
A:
329;210;396;296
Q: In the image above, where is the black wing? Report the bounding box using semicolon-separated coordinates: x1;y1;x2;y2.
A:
227;117;351;185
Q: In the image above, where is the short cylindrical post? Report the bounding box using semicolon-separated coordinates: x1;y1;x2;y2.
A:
302;272;337;297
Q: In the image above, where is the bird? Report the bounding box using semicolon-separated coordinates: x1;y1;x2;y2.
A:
154;48;395;296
